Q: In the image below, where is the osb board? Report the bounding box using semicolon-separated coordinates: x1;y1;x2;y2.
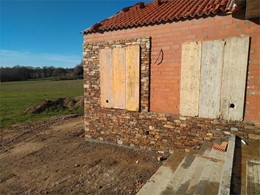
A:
180;42;201;117
199;40;224;119
100;48;113;108
113;47;126;109
221;36;249;121
126;45;140;111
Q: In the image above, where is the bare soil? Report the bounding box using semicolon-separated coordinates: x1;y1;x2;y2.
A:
0;116;160;194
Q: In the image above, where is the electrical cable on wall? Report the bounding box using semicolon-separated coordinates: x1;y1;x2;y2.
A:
154;49;163;65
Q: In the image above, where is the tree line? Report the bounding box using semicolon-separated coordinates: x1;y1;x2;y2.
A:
0;62;83;82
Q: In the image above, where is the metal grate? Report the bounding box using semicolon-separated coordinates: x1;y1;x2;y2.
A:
247;160;260;195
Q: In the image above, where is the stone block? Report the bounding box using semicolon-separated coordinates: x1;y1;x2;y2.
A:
163;124;175;129
230;127;239;131
180;124;187;128
117;140;123;145
174;120;181;123
223;131;231;135
149;125;154;130
179;116;187;120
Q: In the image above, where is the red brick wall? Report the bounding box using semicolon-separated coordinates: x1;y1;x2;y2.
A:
84;14;260;122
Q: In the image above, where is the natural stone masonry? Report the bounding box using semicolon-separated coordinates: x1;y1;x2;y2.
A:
83;37;259;153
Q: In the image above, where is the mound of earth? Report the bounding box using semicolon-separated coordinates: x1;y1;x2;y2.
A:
24;96;83;114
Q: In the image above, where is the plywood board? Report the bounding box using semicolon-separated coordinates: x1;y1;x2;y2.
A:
180;42;201;117
199;40;224;118
221;36;249;121
125;45;140;111
100;48;113;108
113;47;126;109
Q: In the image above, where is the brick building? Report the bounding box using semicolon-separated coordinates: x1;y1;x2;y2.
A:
82;0;260;152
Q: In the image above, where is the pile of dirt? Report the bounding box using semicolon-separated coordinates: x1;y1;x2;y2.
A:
24;96;83;114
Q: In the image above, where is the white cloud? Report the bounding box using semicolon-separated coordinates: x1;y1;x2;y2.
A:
0;49;82;68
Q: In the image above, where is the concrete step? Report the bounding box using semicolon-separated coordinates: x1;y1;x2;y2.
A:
137;135;236;195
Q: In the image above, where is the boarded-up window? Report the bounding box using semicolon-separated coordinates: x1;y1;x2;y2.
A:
180;36;249;121
100;45;140;111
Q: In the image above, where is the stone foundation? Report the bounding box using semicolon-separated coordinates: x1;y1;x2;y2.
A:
84;109;259;153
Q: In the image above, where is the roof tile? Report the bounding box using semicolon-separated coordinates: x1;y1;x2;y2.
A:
84;0;232;34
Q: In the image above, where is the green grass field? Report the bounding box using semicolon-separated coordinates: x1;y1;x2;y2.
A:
0;79;83;128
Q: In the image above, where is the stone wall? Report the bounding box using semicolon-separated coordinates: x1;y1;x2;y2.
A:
83;37;259;153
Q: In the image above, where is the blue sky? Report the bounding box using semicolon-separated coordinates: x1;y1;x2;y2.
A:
0;0;150;68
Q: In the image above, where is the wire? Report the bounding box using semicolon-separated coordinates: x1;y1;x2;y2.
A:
154;49;163;65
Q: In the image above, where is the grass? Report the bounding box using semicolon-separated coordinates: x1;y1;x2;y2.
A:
0;79;83;129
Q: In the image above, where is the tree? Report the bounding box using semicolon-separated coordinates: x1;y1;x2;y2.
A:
73;60;83;76
52;67;67;77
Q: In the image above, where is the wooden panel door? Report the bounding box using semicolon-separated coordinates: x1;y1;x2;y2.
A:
180;42;202;117
113;47;126;109
100;48;113;108
126;45;140;111
221;36;250;121
199;40;224;118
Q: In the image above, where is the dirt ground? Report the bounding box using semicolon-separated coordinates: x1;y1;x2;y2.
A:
0;116;161;194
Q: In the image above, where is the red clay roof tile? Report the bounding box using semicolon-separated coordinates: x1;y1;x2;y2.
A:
84;0;232;34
